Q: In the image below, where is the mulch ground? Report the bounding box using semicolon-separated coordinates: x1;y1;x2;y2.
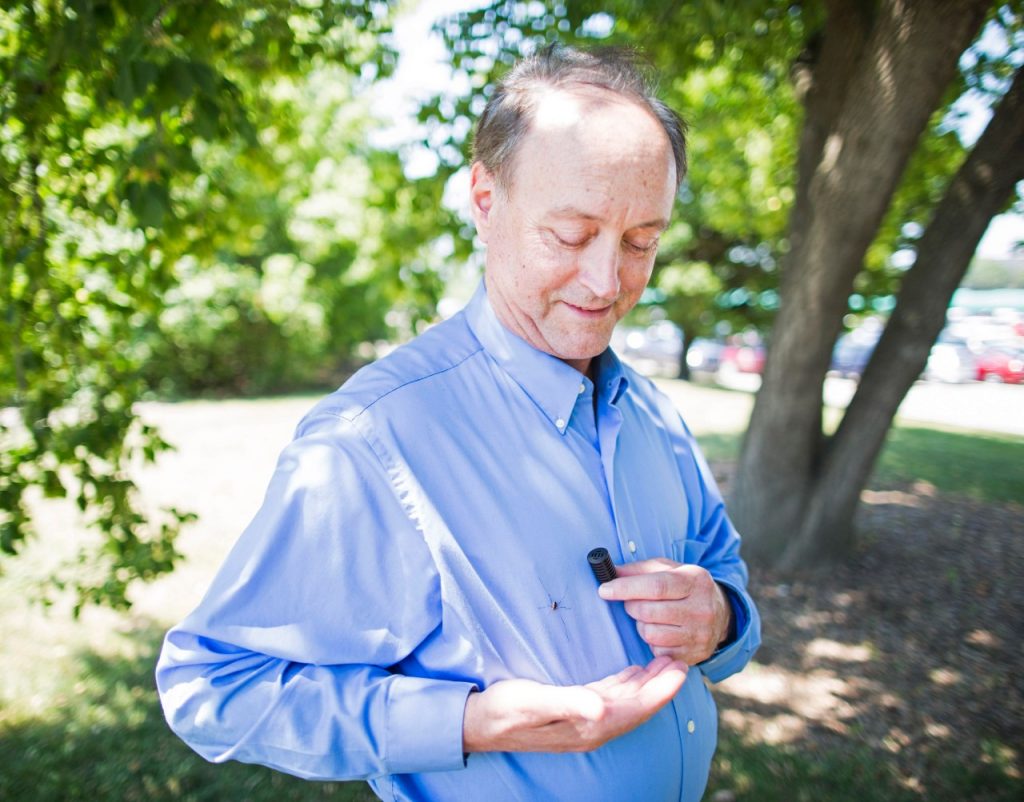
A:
711;471;1023;794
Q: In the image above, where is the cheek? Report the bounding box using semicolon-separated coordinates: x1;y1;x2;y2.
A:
622;259;655;294
520;246;578;294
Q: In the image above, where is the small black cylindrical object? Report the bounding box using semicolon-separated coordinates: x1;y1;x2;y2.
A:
587;547;617;584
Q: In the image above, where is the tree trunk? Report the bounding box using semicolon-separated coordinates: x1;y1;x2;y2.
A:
780;65;1024;569
730;0;991;566
678;334;692;380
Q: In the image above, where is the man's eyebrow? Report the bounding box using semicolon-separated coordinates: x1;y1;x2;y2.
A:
546;206;670;231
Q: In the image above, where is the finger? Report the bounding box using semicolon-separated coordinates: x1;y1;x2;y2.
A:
623;598;689;626
587;664;644;693
636;621;690;649
598;567;696;602
638;654;679;679
646;654;690;678
613;558;679;577
598;656;674;699
635;661;688;705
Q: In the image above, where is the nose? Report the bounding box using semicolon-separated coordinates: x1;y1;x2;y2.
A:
576;238;621;302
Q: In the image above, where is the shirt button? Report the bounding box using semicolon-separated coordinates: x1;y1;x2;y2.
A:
628;540;637;554
578;383;585;395
687;720;696;734
555;418;566;429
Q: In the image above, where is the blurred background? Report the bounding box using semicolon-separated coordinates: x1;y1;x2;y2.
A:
1;1;1022;800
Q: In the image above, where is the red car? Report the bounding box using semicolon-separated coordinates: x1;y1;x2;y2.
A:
720;342;766;374
975;345;1024;384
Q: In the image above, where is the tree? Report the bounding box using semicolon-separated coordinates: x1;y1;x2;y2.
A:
730;1;1023;568
0;0;421;610
429;0;1022;567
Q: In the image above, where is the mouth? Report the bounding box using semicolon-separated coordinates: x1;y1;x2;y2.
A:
562;301;614;319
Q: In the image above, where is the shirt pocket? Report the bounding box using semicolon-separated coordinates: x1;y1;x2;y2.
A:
672;537;709;565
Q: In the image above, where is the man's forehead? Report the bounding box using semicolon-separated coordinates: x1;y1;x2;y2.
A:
530;84;646;131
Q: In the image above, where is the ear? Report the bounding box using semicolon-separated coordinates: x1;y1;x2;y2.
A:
469;161;497;244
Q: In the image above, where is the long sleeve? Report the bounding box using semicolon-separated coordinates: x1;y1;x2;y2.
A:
155;413;476;780
672;415;762;684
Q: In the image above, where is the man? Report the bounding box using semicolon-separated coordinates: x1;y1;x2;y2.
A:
157;45;761;801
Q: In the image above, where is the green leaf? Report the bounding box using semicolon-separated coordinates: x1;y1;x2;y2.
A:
138;182;169;229
114;61;136;105
132;59;159;98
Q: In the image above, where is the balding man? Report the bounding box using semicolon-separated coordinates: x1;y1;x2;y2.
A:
157;45;760;802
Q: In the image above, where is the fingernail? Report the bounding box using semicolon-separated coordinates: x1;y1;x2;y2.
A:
597;584;614;599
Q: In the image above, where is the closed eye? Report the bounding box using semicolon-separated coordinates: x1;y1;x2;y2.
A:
624;237;659;255
549;229;592;249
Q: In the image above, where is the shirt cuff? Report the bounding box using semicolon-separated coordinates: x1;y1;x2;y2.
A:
385;675;478;774
698;578;757;682
715;581;747;648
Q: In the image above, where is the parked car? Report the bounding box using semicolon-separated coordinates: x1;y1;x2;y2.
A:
830;330;880;379
719;341;766;375
975;344;1024;384
611;321;684;377
924;341;977;383
922;331;979;383
686;338;726;374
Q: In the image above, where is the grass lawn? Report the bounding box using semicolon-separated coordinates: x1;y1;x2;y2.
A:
1;384;1021;800
706;730;1022;802
694;422;1024;505
873;424;1024;503
0;623;374;801
658;379;1024;505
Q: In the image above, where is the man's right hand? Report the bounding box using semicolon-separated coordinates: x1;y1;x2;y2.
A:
462;656;687;754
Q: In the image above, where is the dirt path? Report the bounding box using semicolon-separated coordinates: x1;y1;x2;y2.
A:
712;470;1023;795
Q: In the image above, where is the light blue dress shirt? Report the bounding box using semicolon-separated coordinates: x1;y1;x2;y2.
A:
156;282;761;802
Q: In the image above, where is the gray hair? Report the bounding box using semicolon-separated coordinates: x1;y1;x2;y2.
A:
472;44;687;190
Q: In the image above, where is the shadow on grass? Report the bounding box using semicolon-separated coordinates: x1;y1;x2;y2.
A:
706;728;1021;802
0;624;376;802
702;477;1024;802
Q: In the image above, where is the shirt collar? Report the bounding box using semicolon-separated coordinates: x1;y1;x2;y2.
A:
464;281;628;433
595;346;629;406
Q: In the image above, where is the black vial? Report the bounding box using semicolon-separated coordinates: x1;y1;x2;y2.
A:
587;547;618;584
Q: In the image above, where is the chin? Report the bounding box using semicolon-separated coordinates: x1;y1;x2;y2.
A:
554;341;611;362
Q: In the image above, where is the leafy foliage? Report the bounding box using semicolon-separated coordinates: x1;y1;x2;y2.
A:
0;0;458;611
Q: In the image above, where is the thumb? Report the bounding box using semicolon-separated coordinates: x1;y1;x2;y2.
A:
635;662;688;708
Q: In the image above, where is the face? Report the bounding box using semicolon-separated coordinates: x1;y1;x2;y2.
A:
470;87;677;375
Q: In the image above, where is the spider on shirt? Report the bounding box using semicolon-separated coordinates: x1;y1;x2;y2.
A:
538;585;572;642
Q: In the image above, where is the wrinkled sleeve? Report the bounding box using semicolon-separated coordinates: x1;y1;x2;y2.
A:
155;411;475;780
670;412;762;684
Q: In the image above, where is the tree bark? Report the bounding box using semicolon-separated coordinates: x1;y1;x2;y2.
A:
731;0;991;565
678;335;692;380
781;65;1024;568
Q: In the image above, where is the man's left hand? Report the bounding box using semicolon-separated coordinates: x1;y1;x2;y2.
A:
597;558;733;665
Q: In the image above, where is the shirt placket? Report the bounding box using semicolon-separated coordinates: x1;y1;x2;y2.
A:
595;384;631;564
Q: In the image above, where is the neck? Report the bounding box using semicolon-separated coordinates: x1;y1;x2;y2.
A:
564;356;593;376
